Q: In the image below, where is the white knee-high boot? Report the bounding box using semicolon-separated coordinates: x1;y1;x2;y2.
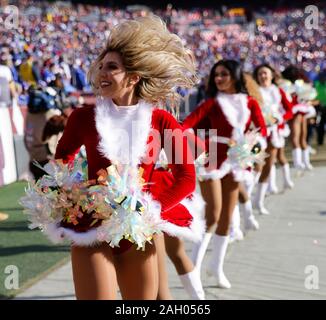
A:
267;164;278;194
245;171;261;197
229;204;244;244
302;148;313;170
253;182;270;215
282;163;294;189
240;200;259;232
292;148;305;170
207;234;231;289
191;232;212;273
179;268;205;300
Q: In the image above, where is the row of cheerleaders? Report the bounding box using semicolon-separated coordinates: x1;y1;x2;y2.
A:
20;62;317;300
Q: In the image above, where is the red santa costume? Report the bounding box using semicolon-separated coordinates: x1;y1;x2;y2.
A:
280;80;317;171
181;92;266;289
291;95;316;119
258;84;294;200
53;97;204;250
182;92;267;182
259;85;293;149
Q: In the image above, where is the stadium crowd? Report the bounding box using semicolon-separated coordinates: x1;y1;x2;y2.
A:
0;1;325;95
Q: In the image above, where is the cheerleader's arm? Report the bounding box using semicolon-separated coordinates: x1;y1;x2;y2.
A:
249;97;267;137
279;88;293;121
55;108;83;163
182;102;212;159
154;110;196;213
182;98;214;130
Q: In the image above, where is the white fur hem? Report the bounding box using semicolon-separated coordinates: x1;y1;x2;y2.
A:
279;124;290;138
44;223;101;246
145;193;206;243
269;126;285;148
178;193;206;242
292;104;316;118
197;160;252;182
41;192;206;246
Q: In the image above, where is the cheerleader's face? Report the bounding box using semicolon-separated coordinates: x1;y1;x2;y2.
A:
214;65;236;93
257;67;273;87
97;51;140;103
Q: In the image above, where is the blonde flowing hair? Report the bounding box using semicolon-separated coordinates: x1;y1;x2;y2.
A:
243;72;263;106
88;15;198;108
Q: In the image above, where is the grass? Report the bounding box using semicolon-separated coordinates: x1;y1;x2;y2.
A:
0;182;70;299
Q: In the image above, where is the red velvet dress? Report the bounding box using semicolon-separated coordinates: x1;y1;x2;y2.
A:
182;93;267;181
291;95;316;119
53;98;200;248
259;85;293;148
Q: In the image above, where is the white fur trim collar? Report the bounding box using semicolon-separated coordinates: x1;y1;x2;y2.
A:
259;84;281;107
95;97;153;166
216;92;250;140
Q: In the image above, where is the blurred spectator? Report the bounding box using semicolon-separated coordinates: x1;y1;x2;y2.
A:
71;59;88;91
24;83;67;180
0;2;324;104
19;53;40;86
0;50;17;108
315;70;326;146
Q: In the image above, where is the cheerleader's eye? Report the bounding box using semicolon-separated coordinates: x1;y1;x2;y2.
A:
106;63;119;70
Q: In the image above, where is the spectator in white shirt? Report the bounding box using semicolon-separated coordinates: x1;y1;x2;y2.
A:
0;52;17;108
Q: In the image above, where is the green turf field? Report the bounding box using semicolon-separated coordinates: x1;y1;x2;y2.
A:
0;182;70;299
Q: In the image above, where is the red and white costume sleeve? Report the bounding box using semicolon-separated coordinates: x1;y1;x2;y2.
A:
182;93;267;182
291;95;316;119
54;97;201;245
259;85;293;148
150;165;206;242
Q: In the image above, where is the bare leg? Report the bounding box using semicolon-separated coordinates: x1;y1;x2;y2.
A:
165;234;194;275
216;174;239;236
300;116;313;170
191;179;222;273
114;241;158;300
238;183;249;204
199;179;222;232
290;115;302;149
155;234;173;300
254;162;263;174
165;235;205;300
277;147;288;166
291;114;305;170
259;143;277;183
300;116;308;150
208;174;239;289
254;142;277;214
71;243;118;300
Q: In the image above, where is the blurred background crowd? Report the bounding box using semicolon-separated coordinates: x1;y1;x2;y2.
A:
0;0;325;97
0;0;325;188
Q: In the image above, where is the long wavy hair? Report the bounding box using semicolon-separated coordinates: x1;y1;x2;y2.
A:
281;65;309;83
253;63;277;85
243;72;263;106
88;15;198;107
206;59;248;98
